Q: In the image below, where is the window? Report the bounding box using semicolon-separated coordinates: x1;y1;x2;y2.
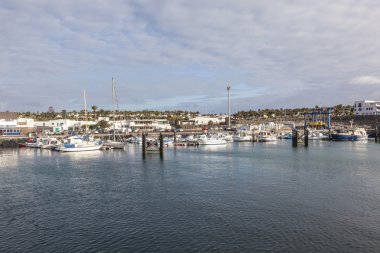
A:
358;103;362;107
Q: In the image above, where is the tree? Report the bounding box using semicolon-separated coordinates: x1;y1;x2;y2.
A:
96;120;110;130
91;105;98;120
48;106;55;114
62;110;67;119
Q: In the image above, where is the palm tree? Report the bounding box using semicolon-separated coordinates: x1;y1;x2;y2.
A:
91;105;98;120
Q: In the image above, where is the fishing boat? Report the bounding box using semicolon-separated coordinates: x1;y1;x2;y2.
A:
256;131;277;142
197;135;227;145
331;128;368;141
104;78;127;149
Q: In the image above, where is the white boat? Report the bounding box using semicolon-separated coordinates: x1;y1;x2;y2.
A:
103;140;126;149
354;128;368;140
197;135;227;145
55;135;102;152
104;78;127;149
163;137;174;146
218;133;233;142
256;131;277;142
308;131;329;140
40;137;61;149
26;138;42;148
56;91;102;152
232;131;253;142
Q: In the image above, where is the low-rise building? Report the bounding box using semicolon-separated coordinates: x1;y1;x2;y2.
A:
126;119;171;132
190;116;226;125
354;100;380;115
34;119;83;133
0;112;20;136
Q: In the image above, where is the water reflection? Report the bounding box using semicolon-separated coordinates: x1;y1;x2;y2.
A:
0;149;20;168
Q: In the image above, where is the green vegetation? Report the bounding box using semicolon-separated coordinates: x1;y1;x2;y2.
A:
16;105;353;121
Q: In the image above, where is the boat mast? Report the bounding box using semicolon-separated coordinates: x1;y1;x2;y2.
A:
112;77;116;141
83;89;88;133
227;86;231;129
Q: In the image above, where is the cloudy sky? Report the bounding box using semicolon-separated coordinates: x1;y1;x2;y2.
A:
2;0;380;113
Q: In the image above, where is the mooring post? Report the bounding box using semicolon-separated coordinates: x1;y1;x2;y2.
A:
304;128;309;147
292;129;298;147
159;133;164;157
142;133;146;158
173;130;177;143
376;126;379;142
252;132;255;143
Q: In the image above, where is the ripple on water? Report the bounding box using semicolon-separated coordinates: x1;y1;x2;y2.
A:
0;143;380;252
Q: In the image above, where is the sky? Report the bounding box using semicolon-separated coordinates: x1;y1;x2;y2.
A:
1;0;380;114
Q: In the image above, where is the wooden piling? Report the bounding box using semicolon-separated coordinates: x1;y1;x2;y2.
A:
142;134;146;158
159;133;164;157
292;129;298;147
304;129;309;147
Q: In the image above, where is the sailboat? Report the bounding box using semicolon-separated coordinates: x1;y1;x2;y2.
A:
104;78;127;149
56;90;103;152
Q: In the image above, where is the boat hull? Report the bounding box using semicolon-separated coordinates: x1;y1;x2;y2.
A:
330;134;358;141
233;137;253;142
56;146;102;152
198;140;227;145
104;141;126;149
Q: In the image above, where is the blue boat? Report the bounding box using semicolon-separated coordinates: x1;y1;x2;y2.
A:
330;133;358;141
331;128;367;141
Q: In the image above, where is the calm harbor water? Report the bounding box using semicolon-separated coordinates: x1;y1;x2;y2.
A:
1;141;380;252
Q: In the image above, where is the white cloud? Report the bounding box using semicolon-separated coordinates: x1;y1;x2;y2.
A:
1;0;380;112
351;75;380;85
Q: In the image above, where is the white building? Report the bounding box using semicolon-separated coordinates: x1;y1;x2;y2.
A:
354;100;380;115
190;116;226;125
126;119;171;132
17;118;35;128
34;119;83;133
0;112;19;136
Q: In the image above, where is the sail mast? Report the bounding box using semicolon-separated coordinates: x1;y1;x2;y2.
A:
83;89;88;133
112;78;116;141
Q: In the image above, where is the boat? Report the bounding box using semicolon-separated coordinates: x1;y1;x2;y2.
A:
55;90;102;152
26;138;43;148
162;137;174;146
279;133;292;139
256;131;277;142
104;78;127;149
308;131;329;140
55;135;102;152
197;134;227;145
232;131;253;142
331;128;368;141
40;137;61;149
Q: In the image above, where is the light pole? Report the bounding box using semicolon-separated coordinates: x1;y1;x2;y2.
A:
227;86;231;129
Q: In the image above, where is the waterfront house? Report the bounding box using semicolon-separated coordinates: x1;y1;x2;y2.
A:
0;112;20;136
354;100;380;115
